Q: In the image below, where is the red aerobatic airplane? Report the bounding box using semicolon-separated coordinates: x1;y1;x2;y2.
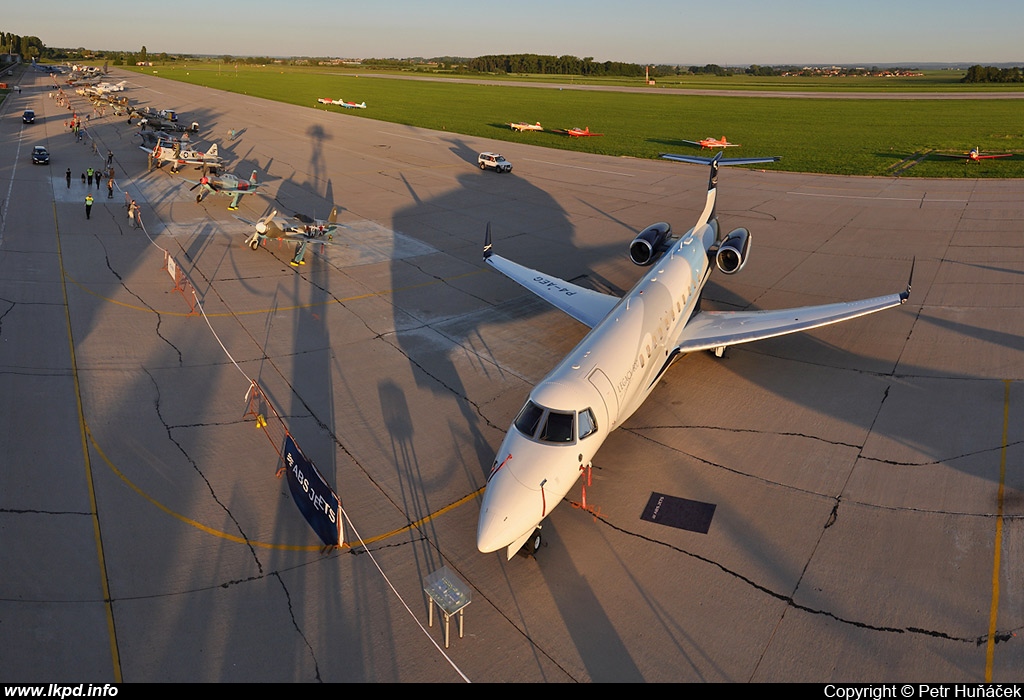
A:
937;147;1013;162
553;126;603;137
682;136;741;150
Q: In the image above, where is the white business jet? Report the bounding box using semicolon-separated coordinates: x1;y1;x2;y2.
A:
477;152;913;559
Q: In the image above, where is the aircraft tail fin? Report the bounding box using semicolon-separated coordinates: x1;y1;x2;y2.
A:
328;206;338;224
207;144;218;157
249;170;258;184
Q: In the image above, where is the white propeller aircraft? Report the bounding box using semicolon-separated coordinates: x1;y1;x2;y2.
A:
476;152;913;560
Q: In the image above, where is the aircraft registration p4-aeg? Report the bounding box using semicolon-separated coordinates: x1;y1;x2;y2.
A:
476;152;913;559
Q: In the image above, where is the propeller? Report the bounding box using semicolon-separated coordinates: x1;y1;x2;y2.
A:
255;210;278;235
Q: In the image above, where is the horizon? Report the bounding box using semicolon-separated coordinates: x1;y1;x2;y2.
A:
5;1;1024;67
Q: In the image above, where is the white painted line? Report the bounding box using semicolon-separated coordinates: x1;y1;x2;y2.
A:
788;191;968;203
524;158;635;177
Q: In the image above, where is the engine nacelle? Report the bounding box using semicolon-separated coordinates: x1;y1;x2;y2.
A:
715;227;751;274
629;222;672;266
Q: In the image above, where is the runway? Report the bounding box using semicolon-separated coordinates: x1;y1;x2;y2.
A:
1;66;1022;682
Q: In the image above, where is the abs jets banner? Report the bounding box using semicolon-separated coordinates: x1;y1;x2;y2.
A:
283;435;343;547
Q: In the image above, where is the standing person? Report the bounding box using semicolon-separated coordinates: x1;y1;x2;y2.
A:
107;150;114;167
87;167;93;186
65;168;71;188
95;167;102;191
85;194;94;220
107;177;114;199
128;199;139;228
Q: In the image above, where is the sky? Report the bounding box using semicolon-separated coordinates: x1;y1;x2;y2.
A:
6;1;1024;66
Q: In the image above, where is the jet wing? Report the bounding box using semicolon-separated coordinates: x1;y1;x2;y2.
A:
483;230;619;328
672;286;910;354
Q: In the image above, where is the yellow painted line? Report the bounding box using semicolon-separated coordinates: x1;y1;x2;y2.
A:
52;202;123;682
87;423;483;552
63;267;486;317
355;487;485;547
985;380;1010;681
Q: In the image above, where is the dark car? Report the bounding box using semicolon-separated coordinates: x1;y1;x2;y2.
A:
22;109;35;124
31;145;49;164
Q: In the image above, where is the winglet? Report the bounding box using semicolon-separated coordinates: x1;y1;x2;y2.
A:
900;258;915;303
483;223;493;260
709;151;723;192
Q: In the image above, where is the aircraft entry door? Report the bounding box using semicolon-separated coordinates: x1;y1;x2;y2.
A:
588;368;619;430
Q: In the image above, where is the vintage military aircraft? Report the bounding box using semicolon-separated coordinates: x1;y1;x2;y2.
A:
93;80;127;94
935;147;1013;162
142;138;224;173
476;152;913;559
682;136;741;150
510;122;543;132
184;170;263;210
317;97;367;108
236;207;343;265
136;113;199;133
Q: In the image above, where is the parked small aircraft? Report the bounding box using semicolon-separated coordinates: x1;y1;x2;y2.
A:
936;148;1013;162
236;207;343;266
136;113;199;133
184;171;262;210
317;98;367;108
554;126;603;137
93;80;127;94
142;138;224;173
476;152;913;560
682;136;741;150
510;122;543;132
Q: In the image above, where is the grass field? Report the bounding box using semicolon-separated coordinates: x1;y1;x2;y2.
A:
125;64;1024;178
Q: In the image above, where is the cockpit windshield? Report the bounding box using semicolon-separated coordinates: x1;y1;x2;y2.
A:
514;401;545;437
513;400;595;444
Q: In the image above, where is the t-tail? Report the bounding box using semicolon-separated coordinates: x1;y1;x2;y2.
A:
659;150;780;243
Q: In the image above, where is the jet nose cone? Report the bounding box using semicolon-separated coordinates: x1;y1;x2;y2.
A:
476;470;526;554
476;443;547;555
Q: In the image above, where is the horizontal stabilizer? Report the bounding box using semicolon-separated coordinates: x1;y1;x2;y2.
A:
660;153;781;166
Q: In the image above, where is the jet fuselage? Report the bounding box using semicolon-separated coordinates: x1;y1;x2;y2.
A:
476;220;718;556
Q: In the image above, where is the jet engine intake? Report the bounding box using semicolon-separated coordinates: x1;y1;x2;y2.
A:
629;222;672;266
715;227;750;274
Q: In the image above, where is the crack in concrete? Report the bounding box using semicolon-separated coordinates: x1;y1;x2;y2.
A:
586;507;1022;646
93;235;183;366
142;366;263;574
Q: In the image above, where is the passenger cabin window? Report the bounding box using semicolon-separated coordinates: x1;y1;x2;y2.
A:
578;408;597;439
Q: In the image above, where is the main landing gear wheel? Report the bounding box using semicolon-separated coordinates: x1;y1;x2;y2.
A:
249;238;260;251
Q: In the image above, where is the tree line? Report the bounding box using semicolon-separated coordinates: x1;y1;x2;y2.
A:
0;31;45;60
961;65;1024;83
